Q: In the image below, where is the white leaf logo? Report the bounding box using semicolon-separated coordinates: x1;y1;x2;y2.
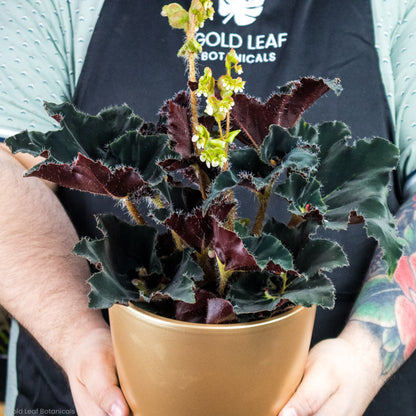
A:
218;0;265;26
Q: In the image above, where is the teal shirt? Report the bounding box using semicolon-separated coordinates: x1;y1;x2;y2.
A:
1;0;416;194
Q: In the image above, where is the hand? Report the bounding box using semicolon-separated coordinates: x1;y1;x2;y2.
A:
64;327;130;416
278;336;383;416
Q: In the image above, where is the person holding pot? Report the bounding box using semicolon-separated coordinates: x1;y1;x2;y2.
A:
0;1;416;415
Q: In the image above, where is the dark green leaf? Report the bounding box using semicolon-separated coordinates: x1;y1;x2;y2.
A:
282;273;335;308
203;170;240;213
73;215;162;309
203;148;278;212
229;147;271;177
260;125;318;174
155;181;202;216
275;173;326;215
282;147;319;172
105;131;178;185
289;119;319;143
161;249;202;303
315;121;352;160
263;217;321;255
228;270;335;314
295;239;348;276
227;272;282;314
234;218;251;237
260;125;299;165
6;102;143;163
318;137;403;276
242;234;293;270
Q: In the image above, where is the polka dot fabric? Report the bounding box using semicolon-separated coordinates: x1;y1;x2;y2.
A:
0;0;104;136
372;0;416;195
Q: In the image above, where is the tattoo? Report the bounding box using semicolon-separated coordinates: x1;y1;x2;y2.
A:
351;195;416;376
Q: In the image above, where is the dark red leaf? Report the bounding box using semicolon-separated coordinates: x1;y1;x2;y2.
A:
175;289;215;323
159;91;190;116
348;210;365;225
199;115;216;133
164;202;234;252
168;100;193;158
188;80;199;91
159;159;199;184
27;153;145;198
164;209;212;252
51;114;63;123
207;200;235;223
230;77;338;147
212;223;258;271
206;298;237;324
265;262;285;275
271;78;336;128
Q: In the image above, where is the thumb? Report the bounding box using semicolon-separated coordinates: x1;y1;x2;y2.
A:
278;356;337;416
279;376;336;416
279;340;349;416
67;328;130;416
75;343;130;416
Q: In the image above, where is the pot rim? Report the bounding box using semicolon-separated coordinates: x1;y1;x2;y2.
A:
113;302;314;331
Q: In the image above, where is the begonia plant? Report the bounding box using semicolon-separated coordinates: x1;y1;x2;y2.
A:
6;1;403;324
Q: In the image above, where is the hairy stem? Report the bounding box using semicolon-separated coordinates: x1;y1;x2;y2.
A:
252;184;273;236
217;257;232;297
125;196;146;225
172;231;184;251
189;56;199;139
191;163;210;200
186;13;200;150
197;248;217;283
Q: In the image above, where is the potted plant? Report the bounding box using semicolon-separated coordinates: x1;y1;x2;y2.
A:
5;1;403;415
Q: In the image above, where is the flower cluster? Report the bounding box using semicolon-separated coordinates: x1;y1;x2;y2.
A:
192;124;239;168
162;1;214;57
193;49;244;168
197;49;245;121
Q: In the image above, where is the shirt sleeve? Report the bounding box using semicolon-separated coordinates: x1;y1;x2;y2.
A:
0;0;104;138
372;0;416;199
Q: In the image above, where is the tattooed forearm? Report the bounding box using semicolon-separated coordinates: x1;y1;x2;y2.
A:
351;195;416;376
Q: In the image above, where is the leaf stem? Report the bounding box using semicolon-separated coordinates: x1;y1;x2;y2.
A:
172;231;184;251
217;257;233;297
125;196;146;225
252;184;273;236
197;248;217;283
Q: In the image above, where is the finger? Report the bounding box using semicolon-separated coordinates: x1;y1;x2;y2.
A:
313;388;357;416
279;361;338;416
77;350;129;416
69;374;108;416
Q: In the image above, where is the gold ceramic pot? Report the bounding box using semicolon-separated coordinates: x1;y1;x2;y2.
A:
109;303;316;416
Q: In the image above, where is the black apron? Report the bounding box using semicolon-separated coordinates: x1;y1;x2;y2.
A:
13;1;414;414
